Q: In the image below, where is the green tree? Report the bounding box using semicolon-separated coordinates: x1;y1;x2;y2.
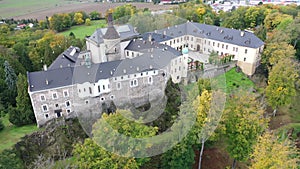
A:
266;58;299;116
73;138;139;169
0;119;4;131
89;11;101;20
224;93;268;169
0;149;24;169
3;61;17;90
249;132;299;169
9;74;35;126
49;13;72;32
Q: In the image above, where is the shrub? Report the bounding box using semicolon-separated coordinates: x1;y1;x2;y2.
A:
0;119;4;131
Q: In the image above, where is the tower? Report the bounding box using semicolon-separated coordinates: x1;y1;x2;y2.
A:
103;13;121;62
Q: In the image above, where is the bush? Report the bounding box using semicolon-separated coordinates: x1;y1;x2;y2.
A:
0;119;4;131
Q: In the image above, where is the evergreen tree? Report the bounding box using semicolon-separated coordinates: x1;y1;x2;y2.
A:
0;119;4;131
9;74;35;126
3;61;17;90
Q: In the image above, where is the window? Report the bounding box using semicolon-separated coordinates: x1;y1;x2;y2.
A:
110;95;115;100
244;57;246;61
45;114;49;118
141;72;143;76
208;41;210;45
217;43;219;47
83;88;86;92
222;44;224;49
42;104;48;112
66;109;71;114
63;90;69;97
100;97;105;101
85;100;89;104
148;76;152;84
191;37;193;41
233;47;235;51
117;82;121;90
236;48;238;52
65;100;71;107
226;45;228;50
78;89;81;93
103;85;105;90
126;51;129;56
187;36;189;40
52;92;58;99
179;66;181;71
245;49;248;54
98;85;101;93
130;79;138;87
55;104;59;108
40;95;46;101
213;42;215;46
89;87;92;94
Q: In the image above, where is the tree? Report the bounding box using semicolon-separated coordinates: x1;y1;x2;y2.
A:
193;90;212;169
266;58;299;116
74;12;84;25
89;11;101;20
9;74;35;126
0;119;4;131
249;132;299;169
3;61;17;90
49;13;72;32
85;18;91;26
224;92;268;169
0;149;24;169
72;138;139;169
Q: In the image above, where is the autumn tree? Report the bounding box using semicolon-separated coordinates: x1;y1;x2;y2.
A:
224;92;268;169
266;58;299;116
49;13;72;32
85;18;91;26
249;131;299;169
74;12;84;25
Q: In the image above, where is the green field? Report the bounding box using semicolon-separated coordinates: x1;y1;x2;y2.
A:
0;0;80;18
0;115;39;152
60;20;107;39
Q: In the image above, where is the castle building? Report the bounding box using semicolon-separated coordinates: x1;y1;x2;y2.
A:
27;17;264;127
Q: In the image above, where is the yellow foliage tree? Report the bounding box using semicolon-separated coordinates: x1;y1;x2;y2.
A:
250;132;299;169
74;12;84;25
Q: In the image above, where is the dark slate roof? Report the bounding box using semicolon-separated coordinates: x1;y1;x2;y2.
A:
141;32;173;42
87;24;138;44
113;48;178;77
125;39;181;56
28;67;74;92
156;22;264;48
48;46;80;70
73;60;122;84
103;25;120;39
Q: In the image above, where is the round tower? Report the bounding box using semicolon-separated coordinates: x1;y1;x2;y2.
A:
103;13;121;62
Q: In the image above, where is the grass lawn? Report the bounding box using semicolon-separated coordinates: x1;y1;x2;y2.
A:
0;114;39;152
0;0;79;18
60;20;107;40
224;68;254;93
184;68;254;94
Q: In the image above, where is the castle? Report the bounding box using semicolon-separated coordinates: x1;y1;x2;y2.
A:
27;15;264;127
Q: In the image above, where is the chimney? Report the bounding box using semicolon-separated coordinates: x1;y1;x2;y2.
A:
45;79;49;85
240;31;245;37
43;64;47;71
137;67;140;71
154;30;157;33
148;34;152;42
123;69;126;74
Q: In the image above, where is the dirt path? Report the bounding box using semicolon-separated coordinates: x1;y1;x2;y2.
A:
12;2;177;21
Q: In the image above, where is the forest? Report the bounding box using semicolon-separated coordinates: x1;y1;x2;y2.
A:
0;1;299;169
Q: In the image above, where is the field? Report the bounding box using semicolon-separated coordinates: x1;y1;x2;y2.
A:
0;0;81;19
60;20;107;39
0;115;39;152
0;1;177;20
